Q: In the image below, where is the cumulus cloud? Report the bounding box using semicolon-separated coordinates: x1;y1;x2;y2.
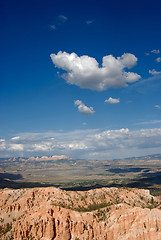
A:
117;53;138;69
33;142;53;151
156;57;161;63
149;69;161;75
86;128;161;157
9;144;24;151
50;51;141;91
74;100;95;115
1;128;161;159
105;97;120;104
151;49;160;54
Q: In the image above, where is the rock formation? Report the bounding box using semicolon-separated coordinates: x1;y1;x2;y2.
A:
0;186;161;239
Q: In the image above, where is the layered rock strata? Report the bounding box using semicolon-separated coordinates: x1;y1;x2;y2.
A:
0;187;161;240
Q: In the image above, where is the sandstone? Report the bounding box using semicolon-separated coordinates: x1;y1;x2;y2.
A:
0;186;161;239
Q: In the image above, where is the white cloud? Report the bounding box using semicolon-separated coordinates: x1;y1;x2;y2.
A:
1;128;161;159
50;51;141;91
117;53;138;69
68;142;88;150
33;142;52;151
155;105;161;109
149;69;161;75
74;100;95;115
82;122;87;125
11;136;21;141
9;144;24;151
0;141;6;150
0;139;5;142
151;49;160;54
105;97;120;104
156;57;161;63
74;100;82;106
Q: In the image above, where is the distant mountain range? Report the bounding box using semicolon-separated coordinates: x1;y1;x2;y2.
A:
114;154;161;161
0;153;161;162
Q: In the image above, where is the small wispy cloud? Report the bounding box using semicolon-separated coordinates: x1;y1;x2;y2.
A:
149;69;161;75
50;24;56;30
86;20;94;25
145;49;160;55
82;122;87;126
50;15;68;31
156;57;161;63
134;120;161;125
155;105;161;109
74;100;95;115
105;97;120;104
151;49;160;54
58;15;68;23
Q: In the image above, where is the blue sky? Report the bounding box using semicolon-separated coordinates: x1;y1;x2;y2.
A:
1;0;161;159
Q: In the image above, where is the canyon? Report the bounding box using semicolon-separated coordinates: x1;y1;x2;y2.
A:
1;186;161;239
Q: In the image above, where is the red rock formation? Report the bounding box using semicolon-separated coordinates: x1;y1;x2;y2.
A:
0;187;161;239
25;155;70;162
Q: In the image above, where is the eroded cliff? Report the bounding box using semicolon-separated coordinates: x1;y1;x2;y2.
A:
0;187;161;240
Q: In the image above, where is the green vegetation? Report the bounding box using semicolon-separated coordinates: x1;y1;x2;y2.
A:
52;199;113;212
94;208;109;222
0;222;13;238
4;194;11;205
74;202;112;212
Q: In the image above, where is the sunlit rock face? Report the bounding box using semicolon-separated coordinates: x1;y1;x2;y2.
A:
1;187;161;240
